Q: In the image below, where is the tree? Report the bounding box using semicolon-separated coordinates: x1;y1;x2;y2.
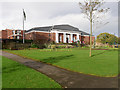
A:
79;0;109;57
96;33;118;45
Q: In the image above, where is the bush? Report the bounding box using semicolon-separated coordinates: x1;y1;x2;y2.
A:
82;46;89;48
2;42;31;50
77;41;81;47
56;45;66;48
50;44;74;49
30;44;39;48
2;39;33;50
51;45;56;49
41;44;48;49
70;42;77;46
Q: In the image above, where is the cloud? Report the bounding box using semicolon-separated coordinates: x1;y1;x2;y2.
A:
0;2;118;37
0;0;119;2
26;13;90;32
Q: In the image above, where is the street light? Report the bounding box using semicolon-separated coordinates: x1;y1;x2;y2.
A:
48;25;54;42
48;25;54;49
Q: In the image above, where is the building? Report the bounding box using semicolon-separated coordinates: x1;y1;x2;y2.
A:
0;29;24;40
0;25;95;44
25;24;95;44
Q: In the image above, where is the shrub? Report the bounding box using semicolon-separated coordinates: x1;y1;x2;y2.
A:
42;44;48;49
31;44;39;48
82;46;89;48
70;42;77;46
51;44;74;49
77;41;81;47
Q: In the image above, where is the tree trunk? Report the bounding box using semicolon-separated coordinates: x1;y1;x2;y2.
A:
89;0;92;57
89;18;92;57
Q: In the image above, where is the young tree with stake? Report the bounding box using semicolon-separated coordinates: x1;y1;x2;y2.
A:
79;0;109;57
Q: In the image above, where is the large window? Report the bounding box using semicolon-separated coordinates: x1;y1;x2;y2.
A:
12;30;15;34
74;37;76;42
15;31;17;34
60;36;62;42
17;36;19;39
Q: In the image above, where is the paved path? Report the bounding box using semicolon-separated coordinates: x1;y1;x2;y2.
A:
1;51;118;88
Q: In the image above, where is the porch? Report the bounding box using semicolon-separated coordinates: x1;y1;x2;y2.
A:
55;32;81;43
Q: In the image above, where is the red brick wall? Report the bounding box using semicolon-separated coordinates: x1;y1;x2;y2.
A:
50;33;56;42
74;34;77;40
81;35;95;44
25;31;95;44
25;32;57;44
1;29;24;39
25;32;33;40
21;31;24;39
59;33;64;43
1;30;7;39
25;32;53;41
0;31;1;39
6;30;13;39
79;35;82;42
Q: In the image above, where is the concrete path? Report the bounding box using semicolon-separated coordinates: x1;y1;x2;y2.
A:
1;51;118;88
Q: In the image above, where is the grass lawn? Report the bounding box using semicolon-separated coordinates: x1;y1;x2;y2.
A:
5;48;118;77
2;56;61;88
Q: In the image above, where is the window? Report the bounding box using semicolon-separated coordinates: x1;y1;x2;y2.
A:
13;30;15;34
17;36;19;39
17;31;20;35
60;36;62;42
74;37;76;42
15;31;17;34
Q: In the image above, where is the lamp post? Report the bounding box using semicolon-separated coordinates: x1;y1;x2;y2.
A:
49;25;54;41
22;9;26;44
49;25;54;49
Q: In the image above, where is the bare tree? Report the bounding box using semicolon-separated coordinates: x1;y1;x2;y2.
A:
79;0;110;57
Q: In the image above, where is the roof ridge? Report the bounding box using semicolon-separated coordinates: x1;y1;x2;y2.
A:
31;24;73;29
26;24;91;36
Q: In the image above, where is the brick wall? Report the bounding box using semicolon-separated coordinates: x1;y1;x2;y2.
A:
25;32;55;43
25;32;95;44
1;30;7;39
0;29;24;40
6;29;13;39
81;35;95;44
51;33;56;42
0;31;1;39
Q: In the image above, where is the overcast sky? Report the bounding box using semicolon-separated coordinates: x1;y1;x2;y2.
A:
0;1;118;37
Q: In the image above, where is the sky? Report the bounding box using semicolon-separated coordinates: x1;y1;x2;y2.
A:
0;0;119;37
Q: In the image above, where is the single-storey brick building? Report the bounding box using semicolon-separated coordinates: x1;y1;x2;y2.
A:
25;24;95;44
0;24;95;44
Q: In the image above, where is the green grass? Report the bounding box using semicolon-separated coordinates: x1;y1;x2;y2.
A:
5;48;118;77
2;56;61;88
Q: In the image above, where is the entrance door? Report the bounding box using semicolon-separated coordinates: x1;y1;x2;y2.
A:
66;35;70;43
66;37;69;43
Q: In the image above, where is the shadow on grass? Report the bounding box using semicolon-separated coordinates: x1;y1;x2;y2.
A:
41;54;74;64
91;50;114;57
3;64;25;73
